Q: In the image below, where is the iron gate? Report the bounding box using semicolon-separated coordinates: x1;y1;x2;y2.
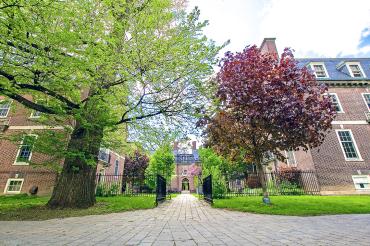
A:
203;175;213;204
156;174;166;205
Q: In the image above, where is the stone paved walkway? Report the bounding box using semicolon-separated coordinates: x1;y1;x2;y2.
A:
1;194;370;245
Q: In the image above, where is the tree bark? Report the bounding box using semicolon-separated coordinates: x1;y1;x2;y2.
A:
47;121;104;208
256;162;268;198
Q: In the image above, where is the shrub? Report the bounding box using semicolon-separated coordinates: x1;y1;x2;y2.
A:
277;166;301;186
96;182;120;197
279;180;303;195
246;175;262;189
211;166;227;198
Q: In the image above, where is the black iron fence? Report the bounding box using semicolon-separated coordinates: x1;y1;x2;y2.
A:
203;175;213;204
95;173;158;197
223;170;320;196
156;174;166;204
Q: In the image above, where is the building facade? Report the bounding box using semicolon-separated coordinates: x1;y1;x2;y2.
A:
170;141;200;193
0;97;125;195
261;38;370;194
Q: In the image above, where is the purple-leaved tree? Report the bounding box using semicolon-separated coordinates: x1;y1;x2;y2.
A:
202;45;336;201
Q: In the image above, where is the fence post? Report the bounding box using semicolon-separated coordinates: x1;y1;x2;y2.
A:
203;175;213;204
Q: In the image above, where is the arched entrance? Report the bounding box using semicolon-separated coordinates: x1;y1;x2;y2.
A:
182;178;189;191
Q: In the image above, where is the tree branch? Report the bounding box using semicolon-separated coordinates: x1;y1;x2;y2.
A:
0;69;79;111
0;88;58;114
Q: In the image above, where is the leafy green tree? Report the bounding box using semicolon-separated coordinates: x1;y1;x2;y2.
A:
0;0;222;208
198;148;227;198
146;144;175;182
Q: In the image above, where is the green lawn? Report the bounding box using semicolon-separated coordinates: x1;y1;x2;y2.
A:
0;194;155;221
192;193;201;199
213;196;370;216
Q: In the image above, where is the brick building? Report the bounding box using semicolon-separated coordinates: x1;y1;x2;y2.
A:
261;38;370;194
170;141;200;193
0;97;125;195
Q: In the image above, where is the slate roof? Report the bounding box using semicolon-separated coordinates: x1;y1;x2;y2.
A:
296;58;370;81
173;150;200;165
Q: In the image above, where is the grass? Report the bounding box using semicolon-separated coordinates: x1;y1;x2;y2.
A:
0;194;156;221
192;193;201;199
213;195;370;216
169;193;180;199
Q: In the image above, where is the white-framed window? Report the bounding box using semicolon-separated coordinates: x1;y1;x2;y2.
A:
336;130;362;161
14;134;37;165
114;160;119;175
285;151;297;166
4;178;24;194
346;62;365;78
326;93;344;113
0;100;12;118
310;63;329;78
362;93;370;111
181;169;187;176
30;109;42;118
352;175;370;190
29;99;45;118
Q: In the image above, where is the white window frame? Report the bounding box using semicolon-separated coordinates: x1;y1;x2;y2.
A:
346;62;366;78
4;178;24;194
352;175;370;190
335;129;363;161
30;109;42;118
325;93;344;113
285;151;297;166
361;93;370;112
0;99;12;118
29;99;45;118
310;62;329;78
13;134;38;165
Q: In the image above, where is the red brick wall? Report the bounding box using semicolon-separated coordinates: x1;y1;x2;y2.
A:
273;86;370;194
170;164;198;192
328;87;370;121
97;151;125;175
1;98;125;195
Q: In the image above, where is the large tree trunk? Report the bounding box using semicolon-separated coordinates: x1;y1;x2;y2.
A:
256;162;269;198
47;121;104;209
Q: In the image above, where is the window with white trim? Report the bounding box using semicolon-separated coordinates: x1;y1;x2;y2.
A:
30;109;42;118
114;160;119;175
352;175;370;190
362;93;370;111
336;130;361;161
285;151;297;166
327;93;343;113
4;178;24;194
182;169;187;176
311;63;328;78
347;62;365;78
30;99;45;118
15;135;37;164
0;100;11;117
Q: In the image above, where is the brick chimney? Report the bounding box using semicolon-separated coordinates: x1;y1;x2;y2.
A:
260;38;278;57
173;141;179;150
192;141;197;150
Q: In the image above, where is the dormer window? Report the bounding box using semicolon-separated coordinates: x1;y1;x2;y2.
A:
310;63;328;78
346;62;365;78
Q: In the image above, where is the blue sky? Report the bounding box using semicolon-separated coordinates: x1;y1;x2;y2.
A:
187;0;370;58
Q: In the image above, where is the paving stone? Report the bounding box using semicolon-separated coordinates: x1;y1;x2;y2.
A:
1;194;370;245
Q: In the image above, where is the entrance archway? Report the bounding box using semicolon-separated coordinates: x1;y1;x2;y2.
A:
182;178;189;191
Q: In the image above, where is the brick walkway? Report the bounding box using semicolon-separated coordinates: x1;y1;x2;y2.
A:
1;194;370;245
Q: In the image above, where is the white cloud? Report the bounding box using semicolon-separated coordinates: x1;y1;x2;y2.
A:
188;0;370;57
259;0;370;57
